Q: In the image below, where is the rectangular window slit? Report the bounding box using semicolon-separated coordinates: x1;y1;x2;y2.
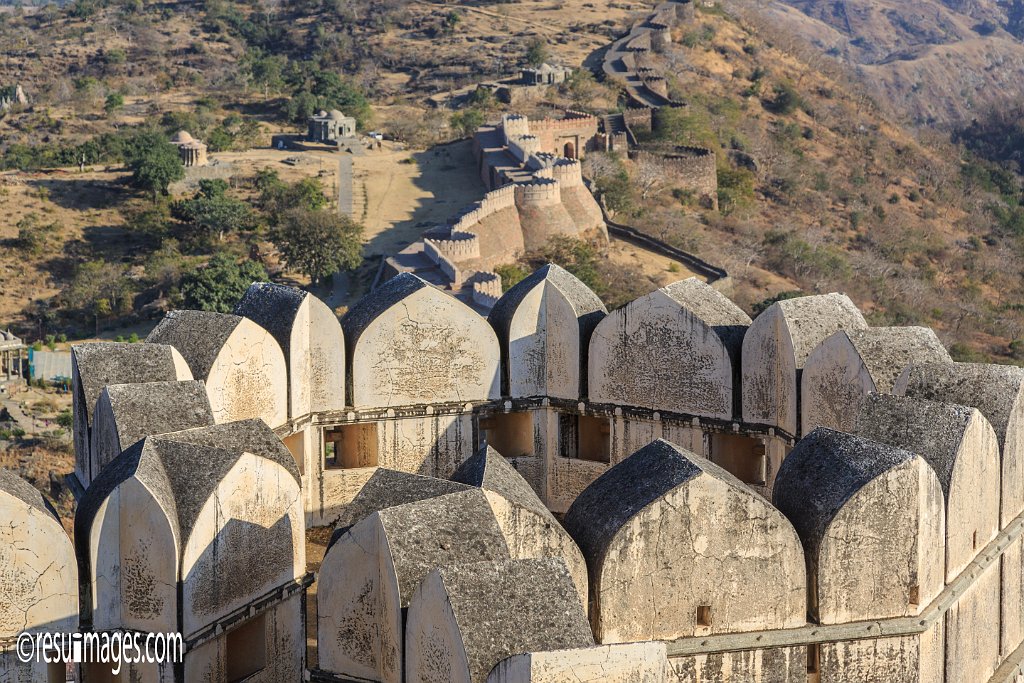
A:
807;643;820;674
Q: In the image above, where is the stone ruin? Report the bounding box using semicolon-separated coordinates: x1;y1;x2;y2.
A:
5;266;1024;681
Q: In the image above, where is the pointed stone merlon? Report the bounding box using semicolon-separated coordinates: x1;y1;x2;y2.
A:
485;642;672;683
90;380;215;483
801;326;952;434
317;490;511;683
894;361;1024;663
742;293;867;435
327;468;472;541
563;439;805;643
895;361;1024;527
589;279;750;420
405;558;594;683
147;310;288;428
856;394;999;582
71;341;193;486
452;445;588;610
773;428;945;624
75;420;304;636
0;469;78;646
488;264;606;400
342;273;500;409
234;282;346;418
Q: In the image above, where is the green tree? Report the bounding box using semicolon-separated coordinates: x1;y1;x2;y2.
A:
272;208;363;285
172;181;256;242
180;254;268;313
122;199;173;244
15;213;56;256
535;236;600;292
561;69;597;107
717;166;756;214
104;93;125;116
56;409;74;431
259;174;329;221
310;71;372;128
206;126;234;152
129;140;184;200
450;109;485;139
286;91;319;124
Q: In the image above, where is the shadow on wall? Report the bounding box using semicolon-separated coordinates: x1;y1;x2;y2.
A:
185;516;297;622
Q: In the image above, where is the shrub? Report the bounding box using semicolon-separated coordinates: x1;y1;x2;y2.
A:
765;82;803;115
494;264;530;292
180;255;268;313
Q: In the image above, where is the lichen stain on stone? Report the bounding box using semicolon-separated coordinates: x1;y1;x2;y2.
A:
372;315;484;403
122;539;165;620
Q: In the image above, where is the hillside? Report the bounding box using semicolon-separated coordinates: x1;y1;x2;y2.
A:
583;1;1024;363
750;0;1024;125
1;0;1023;366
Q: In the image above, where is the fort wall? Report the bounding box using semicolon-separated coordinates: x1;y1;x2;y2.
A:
515;177;562;208
632;147;719;209
423;239;463;286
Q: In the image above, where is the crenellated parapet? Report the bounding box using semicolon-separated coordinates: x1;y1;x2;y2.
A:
514;177;562;208
508;134;542;163
59;268;1024;683
549;157;584;188
501;113;531;143
423;238;465;286
473;272;504;309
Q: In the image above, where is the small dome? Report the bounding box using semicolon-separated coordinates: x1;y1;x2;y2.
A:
328;109;346;120
316;109;328;117
170;130;194;143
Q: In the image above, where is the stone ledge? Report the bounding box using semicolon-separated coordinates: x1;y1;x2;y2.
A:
664;508;1024;657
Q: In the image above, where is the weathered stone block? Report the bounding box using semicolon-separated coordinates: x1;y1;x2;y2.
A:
564;439;805;642
488;264;606;400
774;428;945;623
589;279;749;420
342;273;500;409
742;293;867;435
234;282;346;418
856;394;999;581
405;558;594;683
147;310;288;428
802;327;951;434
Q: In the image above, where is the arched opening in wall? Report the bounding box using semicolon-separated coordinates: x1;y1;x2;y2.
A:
479;411;535;458
709;433;767;486
226;612;267;682
563;141;576;159
558;413;610;463
324;423;379;469
282;431;306;475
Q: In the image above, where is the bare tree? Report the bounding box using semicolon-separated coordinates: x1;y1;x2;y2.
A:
632;154;667;201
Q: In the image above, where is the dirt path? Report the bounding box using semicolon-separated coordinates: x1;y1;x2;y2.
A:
354;140;486;257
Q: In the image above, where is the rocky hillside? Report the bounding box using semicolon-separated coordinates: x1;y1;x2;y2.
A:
747;0;1024;125
588;1;1024;365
